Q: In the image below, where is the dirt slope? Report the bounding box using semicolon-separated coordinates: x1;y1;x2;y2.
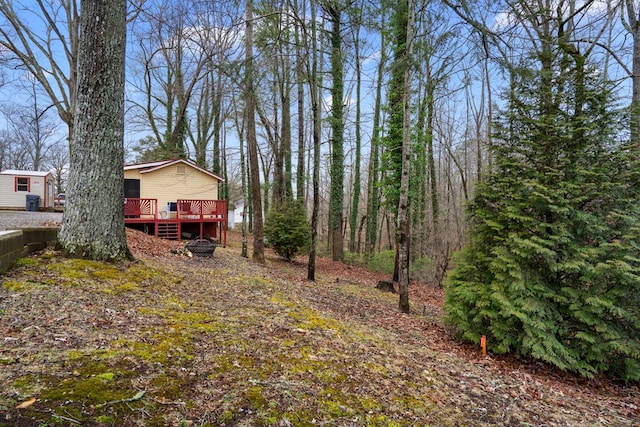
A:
0;230;637;426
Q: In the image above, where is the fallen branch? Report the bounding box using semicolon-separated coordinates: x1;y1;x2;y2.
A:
52;414;81;425
95;390;145;408
152;396;186;406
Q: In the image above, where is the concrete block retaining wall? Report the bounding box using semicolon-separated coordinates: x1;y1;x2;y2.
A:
0;228;58;274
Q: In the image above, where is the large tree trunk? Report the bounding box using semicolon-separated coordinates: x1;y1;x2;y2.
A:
58;0;131;261
245;0;265;263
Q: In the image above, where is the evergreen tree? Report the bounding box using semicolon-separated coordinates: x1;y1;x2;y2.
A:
444;53;640;380
264;199;311;261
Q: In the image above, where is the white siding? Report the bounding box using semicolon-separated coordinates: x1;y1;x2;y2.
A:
0;173;55;209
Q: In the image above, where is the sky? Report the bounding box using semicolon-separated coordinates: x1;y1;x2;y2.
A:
0;0;636;177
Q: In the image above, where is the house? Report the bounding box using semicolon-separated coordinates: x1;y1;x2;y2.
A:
123;159;227;245
227;200;245;230
0;170;55;210
124;158;224;207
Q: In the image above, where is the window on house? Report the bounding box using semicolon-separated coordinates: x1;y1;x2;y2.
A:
15;177;30;192
177;165;186;174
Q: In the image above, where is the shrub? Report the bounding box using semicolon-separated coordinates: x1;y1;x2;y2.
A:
367;250;396;275
264;200;311;261
368;250;432;282
344;251;363;266
409;257;432;282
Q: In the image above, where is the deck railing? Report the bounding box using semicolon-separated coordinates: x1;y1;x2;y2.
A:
123;198;227;221
177;199;226;220
123;198;227;244
124;198;157;219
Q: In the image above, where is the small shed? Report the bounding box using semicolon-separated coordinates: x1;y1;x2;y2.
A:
0;170;55;210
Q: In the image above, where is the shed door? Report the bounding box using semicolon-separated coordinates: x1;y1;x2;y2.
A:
124;179;140;198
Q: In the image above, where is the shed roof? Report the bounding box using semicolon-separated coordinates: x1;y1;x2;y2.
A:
124;159;224;182
0;170;52;177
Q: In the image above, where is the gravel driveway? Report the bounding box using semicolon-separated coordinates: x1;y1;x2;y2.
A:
0;211;62;230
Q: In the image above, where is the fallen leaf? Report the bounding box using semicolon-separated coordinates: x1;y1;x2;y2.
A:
15;398;36;409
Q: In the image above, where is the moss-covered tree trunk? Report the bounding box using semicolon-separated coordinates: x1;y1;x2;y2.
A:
58;0;131;262
383;0;410;282
328;2;345;262
396;0;414;314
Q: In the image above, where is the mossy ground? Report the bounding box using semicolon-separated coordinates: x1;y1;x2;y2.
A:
0;239;638;426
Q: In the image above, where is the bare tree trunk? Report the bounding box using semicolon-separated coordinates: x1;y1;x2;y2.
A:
412;79;428;259
212;73;224;173
58;0;131;261
421;79;437;236
245;0;265;263
307;0;321;281
232;97;249;259
272;53;285;206
482;35;492;176
625;0;640;151
349;3;363;254
365;13;386;259
281;43;293;200
397;0;414;314
192;70;212;168
295;0;306;202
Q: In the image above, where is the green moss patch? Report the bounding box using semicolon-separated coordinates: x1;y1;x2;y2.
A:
1;247;634;427
1;280;33;292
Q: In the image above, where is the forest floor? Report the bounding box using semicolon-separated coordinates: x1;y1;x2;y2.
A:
0;229;638;426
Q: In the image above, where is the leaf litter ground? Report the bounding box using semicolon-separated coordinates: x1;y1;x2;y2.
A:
0;229;638;426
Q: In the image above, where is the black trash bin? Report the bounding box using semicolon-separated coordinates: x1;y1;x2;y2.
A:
26;194;40;211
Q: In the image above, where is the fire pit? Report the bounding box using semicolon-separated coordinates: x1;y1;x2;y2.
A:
185;239;217;257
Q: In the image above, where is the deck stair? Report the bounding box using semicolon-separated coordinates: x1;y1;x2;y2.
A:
156;222;179;239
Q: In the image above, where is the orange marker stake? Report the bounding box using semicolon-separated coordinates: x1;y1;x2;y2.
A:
480;335;487;356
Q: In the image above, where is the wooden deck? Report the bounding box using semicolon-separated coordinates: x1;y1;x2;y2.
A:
124;198;227;246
